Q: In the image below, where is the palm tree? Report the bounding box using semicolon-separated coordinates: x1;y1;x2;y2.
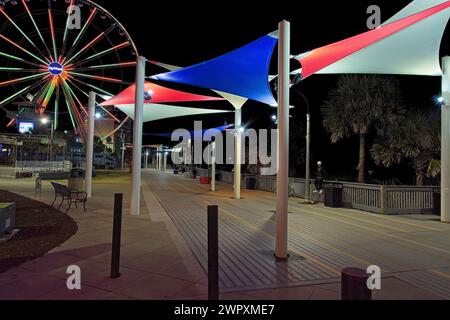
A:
371;109;440;185
321;75;405;183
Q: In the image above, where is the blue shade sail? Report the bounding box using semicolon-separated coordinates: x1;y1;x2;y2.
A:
153;33;278;106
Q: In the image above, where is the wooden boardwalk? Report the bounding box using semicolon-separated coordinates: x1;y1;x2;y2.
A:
142;171;450;296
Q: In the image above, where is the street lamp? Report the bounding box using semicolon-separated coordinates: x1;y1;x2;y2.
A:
40;117;54;162
437;96;444;104
290;77;311;201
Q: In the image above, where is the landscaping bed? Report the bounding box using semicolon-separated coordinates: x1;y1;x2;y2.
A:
0;190;78;273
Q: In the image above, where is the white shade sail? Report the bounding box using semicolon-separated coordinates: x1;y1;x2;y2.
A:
116;104;231;123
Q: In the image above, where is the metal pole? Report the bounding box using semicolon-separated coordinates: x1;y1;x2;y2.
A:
111;193;123;279
121;140;125;170
164;151;167;173
208;205;219;300
145;149;148;169
159;145;163;171
305;113;311;200
234;108;242;199
49;123;54;162
130;56;146;216
442;56;450;223
211;141;216;192
85;91;96;199
275;20;290;260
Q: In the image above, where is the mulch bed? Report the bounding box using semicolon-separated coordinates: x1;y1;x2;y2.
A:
0;191;78;273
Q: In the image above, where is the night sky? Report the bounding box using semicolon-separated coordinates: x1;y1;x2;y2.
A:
1;0;449;182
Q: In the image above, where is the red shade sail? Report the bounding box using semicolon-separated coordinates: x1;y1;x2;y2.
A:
100;82;224;106
298;1;450;79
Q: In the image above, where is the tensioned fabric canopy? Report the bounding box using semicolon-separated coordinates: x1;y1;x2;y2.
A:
295;0;450;79
116;103;231;123
149;61;249;109
152;33;278;106
100;81;224;106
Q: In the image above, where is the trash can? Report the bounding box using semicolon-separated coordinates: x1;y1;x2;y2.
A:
69;168;85;191
433;190;441;216
324;183;343;208
246;176;257;190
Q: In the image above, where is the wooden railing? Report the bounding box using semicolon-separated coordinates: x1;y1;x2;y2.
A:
198;169;439;215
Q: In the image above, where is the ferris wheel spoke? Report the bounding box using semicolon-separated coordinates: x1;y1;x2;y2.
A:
68;79;120;123
0;67;43;72
62;80;88;116
0;72;48;87
67;75;115;96
0;51;46;69
47;3;58;62
0;6;43;57
99;117;130;142
21;0;53;62
62;7;98;65
68;41;131;69
54;85;60;130
60;0;76;60
42;77;59;109
0;75;50;109
74;61;137;72
0;85;32;109
61;79;87;139
61;87;78;134
0;34;49;66
35;77;53;106
67;71;130;84
64;23;117;66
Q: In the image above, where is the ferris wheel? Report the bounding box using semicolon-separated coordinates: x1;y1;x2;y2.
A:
0;0;138;140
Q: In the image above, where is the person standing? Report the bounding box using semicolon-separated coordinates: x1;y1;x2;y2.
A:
314;161;327;194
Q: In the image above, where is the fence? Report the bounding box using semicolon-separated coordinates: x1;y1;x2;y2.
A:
15;161;72;175
192;167;438;215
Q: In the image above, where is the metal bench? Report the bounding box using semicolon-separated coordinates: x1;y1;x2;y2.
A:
50;182;87;213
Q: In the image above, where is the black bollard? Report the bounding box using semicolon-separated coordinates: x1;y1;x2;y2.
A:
341;267;372;300
208;205;219;300
110;193;123;279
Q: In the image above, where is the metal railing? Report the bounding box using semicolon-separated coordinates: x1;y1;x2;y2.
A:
15;161;72;174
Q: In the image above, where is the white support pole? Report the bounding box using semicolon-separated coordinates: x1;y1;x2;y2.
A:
159;145;163;171
156;148;159;170
234;108;242;199
130;56;146;216
121;140;125;170
442;56;450;223
145;149;149;169
85;91;96;199
164;151;167;173
211;141;216;192
275;20;290;260
305;113;311;200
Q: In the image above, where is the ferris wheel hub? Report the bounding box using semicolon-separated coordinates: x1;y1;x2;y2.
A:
48;62;63;76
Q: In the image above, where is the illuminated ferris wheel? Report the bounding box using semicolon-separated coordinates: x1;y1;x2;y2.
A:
0;0;138;140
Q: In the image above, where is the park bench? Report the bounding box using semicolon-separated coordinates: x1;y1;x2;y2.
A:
50;182;87;213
